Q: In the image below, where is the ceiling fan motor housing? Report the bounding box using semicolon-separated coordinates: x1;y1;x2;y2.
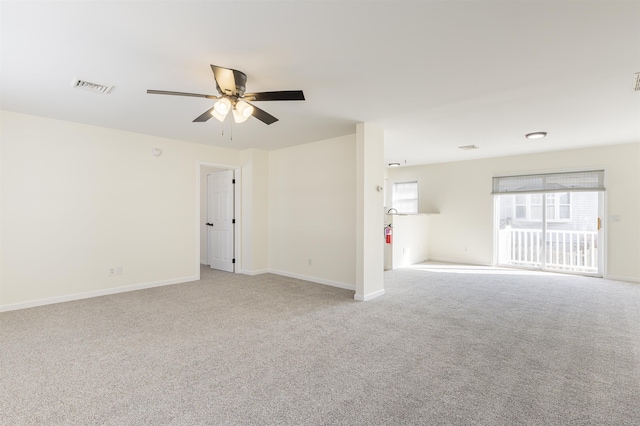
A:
213;65;248;98
234;72;247;97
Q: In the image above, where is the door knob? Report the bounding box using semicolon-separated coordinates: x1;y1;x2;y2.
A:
206;222;213;227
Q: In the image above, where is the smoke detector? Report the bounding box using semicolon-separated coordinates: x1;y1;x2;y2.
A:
458;145;479;151
71;77;113;94
634;72;640;92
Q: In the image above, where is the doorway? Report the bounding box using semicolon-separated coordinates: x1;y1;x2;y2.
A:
493;170;605;277
199;163;240;274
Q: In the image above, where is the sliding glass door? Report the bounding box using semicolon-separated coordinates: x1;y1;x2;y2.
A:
494;171;604;277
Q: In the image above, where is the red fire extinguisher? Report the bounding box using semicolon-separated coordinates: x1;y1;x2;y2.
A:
385;225;393;244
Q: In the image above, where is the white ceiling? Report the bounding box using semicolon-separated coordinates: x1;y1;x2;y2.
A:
2;1;639;166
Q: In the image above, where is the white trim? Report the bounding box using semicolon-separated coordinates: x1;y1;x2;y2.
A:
268;269;356;291
428;257;492;267
234;170;242;274
604;274;640;284
354;289;385;301
240;268;269;276
0;275;198;312
602;188;609;279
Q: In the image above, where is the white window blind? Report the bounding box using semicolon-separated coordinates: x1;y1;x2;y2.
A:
492;170;604;194
392;181;418;213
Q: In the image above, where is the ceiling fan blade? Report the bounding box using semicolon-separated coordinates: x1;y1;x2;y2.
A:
248;103;278;125
243;90;305;102
147;89;217;100
211;65;247;97
193;107;215;122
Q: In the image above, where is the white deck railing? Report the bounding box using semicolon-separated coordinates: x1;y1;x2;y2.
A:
498;228;598;274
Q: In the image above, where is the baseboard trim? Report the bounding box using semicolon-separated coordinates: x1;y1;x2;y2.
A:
354;289;386;301
268;269;355;291
0;275;199;312
604;274;640;284
427;257;491;267
240;268;269;276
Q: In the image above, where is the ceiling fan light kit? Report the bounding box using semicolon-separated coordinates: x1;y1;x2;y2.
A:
148;64;305;126
210;108;227;123
236;100;253;117
233;100;254;123
213;97;231;117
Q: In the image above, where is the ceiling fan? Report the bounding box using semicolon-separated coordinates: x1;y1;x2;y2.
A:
147;65;305;125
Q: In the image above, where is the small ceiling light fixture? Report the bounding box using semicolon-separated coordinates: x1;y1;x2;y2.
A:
458;144;478;150
525;132;547;139
388;162;400;167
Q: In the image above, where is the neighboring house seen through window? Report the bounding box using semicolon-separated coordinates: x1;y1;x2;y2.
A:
514;192;571;222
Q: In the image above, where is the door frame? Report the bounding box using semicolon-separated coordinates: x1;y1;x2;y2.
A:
492;169;608;278
196;161;242;278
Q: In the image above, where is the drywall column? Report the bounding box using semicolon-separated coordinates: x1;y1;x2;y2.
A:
241;149;269;274
355;123;385;301
0;118;3;307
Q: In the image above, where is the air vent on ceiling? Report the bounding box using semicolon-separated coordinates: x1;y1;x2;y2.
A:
458;144;478;151
71;77;113;94
634;72;640;92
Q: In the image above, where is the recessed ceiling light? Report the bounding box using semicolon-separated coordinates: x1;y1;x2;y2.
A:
525;132;547;139
388;162;400;167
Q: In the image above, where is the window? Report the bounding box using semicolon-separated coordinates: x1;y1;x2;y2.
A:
392;181;418;214
513;192;571;222
493;170;603;224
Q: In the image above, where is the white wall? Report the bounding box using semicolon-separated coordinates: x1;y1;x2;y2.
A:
241;149;269;274
386;214;430;269
0;111;241;309
269;134;357;289
387;142;640;282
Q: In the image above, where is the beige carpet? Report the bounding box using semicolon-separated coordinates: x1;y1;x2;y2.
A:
2;263;639;425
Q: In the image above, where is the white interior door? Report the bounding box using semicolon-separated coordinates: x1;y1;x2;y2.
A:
207;170;235;272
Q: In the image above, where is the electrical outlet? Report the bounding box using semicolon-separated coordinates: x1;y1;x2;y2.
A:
308;258;312;266
108;266;123;276
464;246;468;252
610;215;621;222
